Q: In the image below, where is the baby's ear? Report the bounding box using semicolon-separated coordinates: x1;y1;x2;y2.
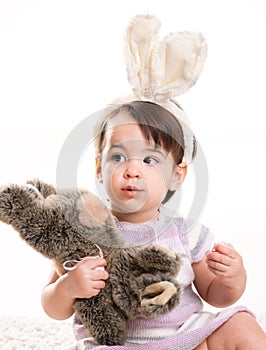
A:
169;162;187;191
95;158;103;184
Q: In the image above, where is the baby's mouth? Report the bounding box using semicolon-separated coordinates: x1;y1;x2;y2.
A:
122;186;143;197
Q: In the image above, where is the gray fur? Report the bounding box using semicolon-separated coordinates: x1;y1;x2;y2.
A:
0;179;182;346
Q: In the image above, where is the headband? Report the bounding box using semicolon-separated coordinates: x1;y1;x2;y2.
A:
120;14;207;163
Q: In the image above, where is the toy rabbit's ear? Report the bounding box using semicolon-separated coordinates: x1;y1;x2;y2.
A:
154;31;207;99
124;14;161;99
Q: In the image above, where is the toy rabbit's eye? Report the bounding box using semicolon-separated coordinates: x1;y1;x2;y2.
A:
143;156;158;165
111;153;126;163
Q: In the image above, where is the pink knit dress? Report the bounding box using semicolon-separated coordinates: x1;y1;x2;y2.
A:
71;207;253;350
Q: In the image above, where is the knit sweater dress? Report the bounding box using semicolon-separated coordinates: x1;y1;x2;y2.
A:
71;207;253;350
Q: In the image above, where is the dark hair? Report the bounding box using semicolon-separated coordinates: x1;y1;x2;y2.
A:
94;100;197;203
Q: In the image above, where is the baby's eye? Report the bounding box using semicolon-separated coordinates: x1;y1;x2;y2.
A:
143;156;158;165
111;153;126;163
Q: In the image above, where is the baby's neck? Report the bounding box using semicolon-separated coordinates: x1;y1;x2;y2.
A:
112;208;160;224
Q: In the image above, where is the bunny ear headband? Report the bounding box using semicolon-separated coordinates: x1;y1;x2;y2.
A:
121;14;207;163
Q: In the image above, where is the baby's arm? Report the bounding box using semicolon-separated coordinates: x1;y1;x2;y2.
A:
41;257;108;320
193;242;247;307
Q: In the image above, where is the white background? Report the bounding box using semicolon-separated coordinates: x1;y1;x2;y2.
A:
0;0;265;320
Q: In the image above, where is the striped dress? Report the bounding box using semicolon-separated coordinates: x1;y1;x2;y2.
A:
71;207;253;350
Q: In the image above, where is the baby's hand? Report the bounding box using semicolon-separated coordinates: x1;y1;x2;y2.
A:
206;242;246;290
62;256;109;299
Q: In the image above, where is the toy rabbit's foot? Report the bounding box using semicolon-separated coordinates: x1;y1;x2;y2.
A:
141;281;177;307
75;298;127;346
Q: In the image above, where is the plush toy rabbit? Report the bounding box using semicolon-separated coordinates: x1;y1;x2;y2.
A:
0;179;181;345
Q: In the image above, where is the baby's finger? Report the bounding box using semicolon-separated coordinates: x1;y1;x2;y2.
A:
207;257;229;272
212;242;236;258
90;279;106;290
207;252;231;267
91;268;109;281
79;256;107;270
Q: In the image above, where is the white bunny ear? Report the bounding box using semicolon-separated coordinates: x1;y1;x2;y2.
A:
122;15;208;163
154;31;207;100
124;14;161;99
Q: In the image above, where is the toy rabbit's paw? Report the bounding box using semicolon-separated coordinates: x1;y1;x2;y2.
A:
153;244;176;258
137;245;182;275
153;245;182;274
26;179;56;198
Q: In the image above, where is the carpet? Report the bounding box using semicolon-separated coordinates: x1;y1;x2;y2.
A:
0;314;265;349
0;315;75;349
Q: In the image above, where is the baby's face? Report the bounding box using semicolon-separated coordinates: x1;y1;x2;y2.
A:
97;112;181;223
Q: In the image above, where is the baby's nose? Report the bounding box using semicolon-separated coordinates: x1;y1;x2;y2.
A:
123;161;141;179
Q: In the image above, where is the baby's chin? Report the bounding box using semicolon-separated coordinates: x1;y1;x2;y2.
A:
110;202;145;216
111;204;160;225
